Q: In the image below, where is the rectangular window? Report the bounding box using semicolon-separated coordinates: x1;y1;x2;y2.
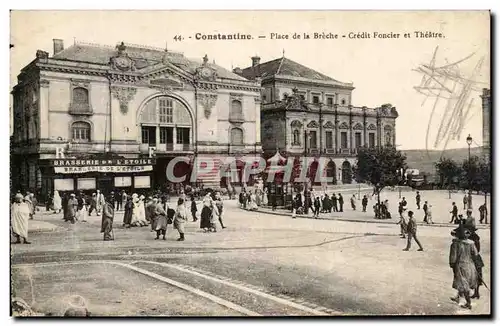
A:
141;126;156;146
159;98;173;123
327;97;333;106
369;133;375;148
341;132;348;149
134;176;151;189
325;131;333;149
72;127;90;141
54;179;74;191
176;127;190;144
160;127;173;144
309;131;317;149
312;95;320;104
115;176;132;187
77;178;96;190
355;132;362;148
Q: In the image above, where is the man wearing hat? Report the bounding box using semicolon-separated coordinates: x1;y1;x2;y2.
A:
449;226;479;309
403;211;424;251
461;210;483;299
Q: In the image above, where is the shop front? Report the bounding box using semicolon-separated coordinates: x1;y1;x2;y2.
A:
39;157;156;197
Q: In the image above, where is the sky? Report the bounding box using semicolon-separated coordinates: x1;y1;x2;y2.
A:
9;10;490;150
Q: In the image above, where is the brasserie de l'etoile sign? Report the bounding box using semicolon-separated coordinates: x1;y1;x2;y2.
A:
52;158;155;174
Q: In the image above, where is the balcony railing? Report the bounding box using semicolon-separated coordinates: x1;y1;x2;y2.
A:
140;143;193;153
69;103;93;115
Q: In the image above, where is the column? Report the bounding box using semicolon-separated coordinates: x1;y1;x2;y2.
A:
155;125;160;147
173;126;177;146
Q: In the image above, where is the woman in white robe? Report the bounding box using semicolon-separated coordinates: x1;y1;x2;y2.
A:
137;195;148;226
248;191;258;211
130;194;140;227
11;194;31;244
52;190;62;213
262;188;269;206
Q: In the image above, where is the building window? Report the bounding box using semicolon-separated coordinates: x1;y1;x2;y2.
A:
325;131;333;149
369;133;375;148
230;128;244;145
312;95;320;104
141;126;156;146
71;122;91;141
73;87;89;105
160;127;173;144
340;131;348;148
230;100;244;121
355;132;362;148
177;127;190;144
327;97;333;106
309;131;317;149
159;98;173;123
292;129;301;145
341;99;346;105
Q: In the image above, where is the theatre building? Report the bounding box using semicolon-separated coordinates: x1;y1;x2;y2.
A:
235;55;399;186
10;40;261;197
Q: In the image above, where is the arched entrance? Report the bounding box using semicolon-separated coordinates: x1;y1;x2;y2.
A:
342;160;352;184
138;95;194;188
326;160;337;185
308;159;320;186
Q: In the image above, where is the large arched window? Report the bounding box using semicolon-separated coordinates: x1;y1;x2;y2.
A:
139;96;192;147
230;127;244;145
71;121;91;141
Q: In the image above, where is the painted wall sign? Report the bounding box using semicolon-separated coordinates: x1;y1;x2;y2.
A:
52;158;156;167
54;165;154;174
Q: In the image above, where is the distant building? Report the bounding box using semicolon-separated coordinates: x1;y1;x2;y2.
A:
481;88;491;161
235;55;399;185
10;40;261;196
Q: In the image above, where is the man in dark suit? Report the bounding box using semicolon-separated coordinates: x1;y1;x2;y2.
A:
403;211;424;251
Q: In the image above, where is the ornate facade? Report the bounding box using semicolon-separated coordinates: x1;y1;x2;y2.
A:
236;55;399;185
11;40;261;195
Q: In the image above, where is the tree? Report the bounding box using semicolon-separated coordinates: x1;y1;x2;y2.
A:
460;155;482;191
435;157;461;188
354;146;407;209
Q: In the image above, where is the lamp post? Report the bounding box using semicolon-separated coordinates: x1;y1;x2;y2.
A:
466;134;472;192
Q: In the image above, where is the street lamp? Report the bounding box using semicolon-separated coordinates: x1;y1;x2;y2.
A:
466;134;472;191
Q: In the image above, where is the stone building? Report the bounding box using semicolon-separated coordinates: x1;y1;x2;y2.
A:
10;40;261;196
235;55;399;186
481;88;491;161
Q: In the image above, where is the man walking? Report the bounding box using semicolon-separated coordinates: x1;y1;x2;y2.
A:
403;211;424;251
338;193;344;212
479;203;488;224
423;201;429;223
331;194;338;212
362;195;368;212
350;194;357;211
416;191;421;210
450;202;458;224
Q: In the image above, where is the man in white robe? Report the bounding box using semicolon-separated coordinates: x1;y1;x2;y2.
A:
11;194;31;244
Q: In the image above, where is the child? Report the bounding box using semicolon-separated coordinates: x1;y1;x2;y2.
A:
397;211;407;239
174;198;188;241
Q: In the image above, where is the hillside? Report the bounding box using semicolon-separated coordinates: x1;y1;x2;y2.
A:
402;147;486;176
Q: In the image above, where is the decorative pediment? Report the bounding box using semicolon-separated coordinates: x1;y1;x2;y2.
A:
149;77;184;93
198;92;218;119
307;120;320;128
384;125;393;131
290;120;303;128
323;121;335;129
230;93;244;101
353;123;364;130
367;124;377;130
339;122;349;129
109;42;136;72
194;54;218;81
284;87;309;111
111;86;137;115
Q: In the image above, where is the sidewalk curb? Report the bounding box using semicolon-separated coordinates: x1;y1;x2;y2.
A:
252;209;491;230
